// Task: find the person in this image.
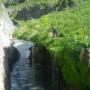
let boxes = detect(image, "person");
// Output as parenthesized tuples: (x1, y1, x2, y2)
(27, 47, 33, 64)
(52, 26, 58, 37)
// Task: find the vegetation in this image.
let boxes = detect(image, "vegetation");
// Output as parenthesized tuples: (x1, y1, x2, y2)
(6, 0, 90, 89)
(4, 0, 76, 16)
(0, 1, 3, 14)
(0, 0, 3, 3)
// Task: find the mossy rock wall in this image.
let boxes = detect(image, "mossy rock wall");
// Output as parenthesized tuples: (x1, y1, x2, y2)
(28, 44, 65, 90)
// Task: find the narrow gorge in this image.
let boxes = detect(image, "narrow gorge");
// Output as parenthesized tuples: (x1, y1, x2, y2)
(0, 4, 65, 90)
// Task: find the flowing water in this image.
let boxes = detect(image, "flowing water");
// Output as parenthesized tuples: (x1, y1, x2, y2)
(11, 40, 53, 90)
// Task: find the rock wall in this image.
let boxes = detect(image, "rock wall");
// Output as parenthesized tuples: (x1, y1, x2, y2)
(28, 44, 65, 90)
(0, 44, 11, 90)
(0, 4, 16, 90)
(15, 4, 54, 20)
(8, 46, 20, 71)
(0, 32, 20, 90)
(3, 47, 11, 90)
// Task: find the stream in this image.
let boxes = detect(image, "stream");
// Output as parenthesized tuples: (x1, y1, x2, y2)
(11, 40, 53, 90)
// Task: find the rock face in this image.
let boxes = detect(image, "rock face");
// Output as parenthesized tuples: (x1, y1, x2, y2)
(15, 4, 54, 20)
(28, 44, 52, 68)
(3, 48, 11, 90)
(8, 46, 20, 71)
(0, 4, 16, 90)
(0, 31, 20, 90)
(0, 32, 11, 90)
(0, 47, 11, 90)
(0, 4, 15, 31)
(28, 44, 65, 90)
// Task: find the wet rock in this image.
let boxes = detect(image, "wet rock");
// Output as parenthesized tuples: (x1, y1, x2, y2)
(8, 46, 20, 72)
(0, 4, 15, 90)
(15, 4, 54, 20)
(3, 47, 11, 90)
(28, 44, 52, 68)
(28, 44, 65, 90)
